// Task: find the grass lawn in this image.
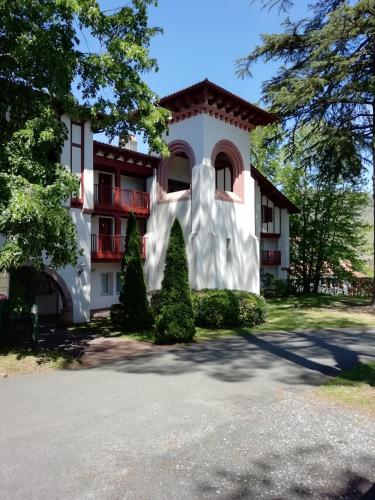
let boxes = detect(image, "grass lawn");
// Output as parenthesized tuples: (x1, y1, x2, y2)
(1, 294, 374, 377)
(0, 347, 78, 377)
(84, 295, 375, 343)
(251, 295, 375, 333)
(317, 362, 375, 414)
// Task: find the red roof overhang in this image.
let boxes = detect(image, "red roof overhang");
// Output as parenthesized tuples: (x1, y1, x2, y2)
(93, 141, 161, 175)
(159, 79, 277, 131)
(251, 165, 299, 214)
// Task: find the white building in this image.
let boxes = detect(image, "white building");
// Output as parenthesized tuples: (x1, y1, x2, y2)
(14, 80, 299, 324)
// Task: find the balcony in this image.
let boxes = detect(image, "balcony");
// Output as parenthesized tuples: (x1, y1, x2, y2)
(91, 234, 146, 262)
(261, 250, 281, 266)
(94, 184, 150, 215)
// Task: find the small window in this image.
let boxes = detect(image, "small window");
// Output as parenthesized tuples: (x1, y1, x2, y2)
(262, 205, 273, 223)
(116, 272, 123, 295)
(100, 273, 113, 296)
(226, 238, 232, 263)
(72, 123, 83, 145)
(215, 153, 233, 192)
(167, 152, 191, 193)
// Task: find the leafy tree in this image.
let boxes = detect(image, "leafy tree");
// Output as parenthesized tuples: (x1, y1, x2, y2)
(119, 212, 153, 331)
(252, 125, 369, 292)
(0, 0, 169, 270)
(155, 218, 195, 343)
(238, 0, 375, 299)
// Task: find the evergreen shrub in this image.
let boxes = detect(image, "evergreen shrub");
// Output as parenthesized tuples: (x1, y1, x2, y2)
(155, 219, 195, 343)
(116, 212, 153, 331)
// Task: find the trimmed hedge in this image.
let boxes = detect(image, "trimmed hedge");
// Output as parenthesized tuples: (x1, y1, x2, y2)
(192, 289, 267, 328)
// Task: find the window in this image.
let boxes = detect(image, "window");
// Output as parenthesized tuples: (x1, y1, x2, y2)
(116, 272, 123, 295)
(261, 205, 273, 223)
(167, 152, 191, 193)
(226, 238, 232, 263)
(100, 273, 113, 296)
(71, 121, 84, 200)
(214, 153, 233, 192)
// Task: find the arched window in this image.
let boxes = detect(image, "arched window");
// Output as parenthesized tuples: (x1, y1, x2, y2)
(214, 152, 233, 192)
(158, 140, 195, 201)
(167, 151, 191, 193)
(211, 140, 244, 201)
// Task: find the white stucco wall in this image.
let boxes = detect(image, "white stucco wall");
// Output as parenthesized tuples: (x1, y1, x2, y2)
(56, 114, 93, 322)
(90, 262, 121, 310)
(146, 114, 260, 294)
(57, 208, 92, 323)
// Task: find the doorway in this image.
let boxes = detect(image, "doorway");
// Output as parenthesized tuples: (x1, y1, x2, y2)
(98, 173, 113, 205)
(99, 217, 113, 252)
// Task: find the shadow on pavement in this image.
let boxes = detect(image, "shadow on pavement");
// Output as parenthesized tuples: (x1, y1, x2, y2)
(88, 329, 375, 387)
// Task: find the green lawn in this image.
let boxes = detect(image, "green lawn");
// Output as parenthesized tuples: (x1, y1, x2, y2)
(85, 295, 375, 342)
(251, 295, 375, 333)
(317, 362, 375, 413)
(2, 295, 374, 377)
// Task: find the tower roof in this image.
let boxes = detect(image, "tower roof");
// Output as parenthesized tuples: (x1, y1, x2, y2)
(159, 79, 277, 131)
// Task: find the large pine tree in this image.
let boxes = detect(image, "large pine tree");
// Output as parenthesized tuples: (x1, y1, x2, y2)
(119, 213, 153, 332)
(238, 0, 375, 300)
(155, 218, 195, 344)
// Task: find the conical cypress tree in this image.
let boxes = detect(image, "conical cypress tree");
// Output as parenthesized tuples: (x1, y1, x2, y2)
(119, 212, 153, 331)
(155, 218, 195, 343)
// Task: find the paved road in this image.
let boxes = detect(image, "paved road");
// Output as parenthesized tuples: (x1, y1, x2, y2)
(1, 329, 375, 499)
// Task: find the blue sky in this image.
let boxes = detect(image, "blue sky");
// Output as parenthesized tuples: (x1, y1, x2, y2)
(143, 0, 309, 103)
(94, 0, 311, 149)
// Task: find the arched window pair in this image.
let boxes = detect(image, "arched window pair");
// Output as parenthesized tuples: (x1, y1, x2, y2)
(161, 140, 243, 199)
(166, 151, 234, 194)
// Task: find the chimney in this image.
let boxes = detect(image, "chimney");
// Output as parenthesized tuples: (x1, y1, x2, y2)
(119, 134, 137, 152)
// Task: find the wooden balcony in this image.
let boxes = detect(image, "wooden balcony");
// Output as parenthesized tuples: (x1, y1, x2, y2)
(94, 184, 150, 215)
(261, 250, 281, 266)
(91, 234, 146, 262)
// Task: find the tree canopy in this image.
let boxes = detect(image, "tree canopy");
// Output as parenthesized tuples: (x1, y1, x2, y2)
(252, 124, 369, 292)
(0, 0, 169, 270)
(239, 0, 375, 298)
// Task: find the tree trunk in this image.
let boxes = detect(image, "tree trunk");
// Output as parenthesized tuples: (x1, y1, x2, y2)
(372, 100, 375, 305)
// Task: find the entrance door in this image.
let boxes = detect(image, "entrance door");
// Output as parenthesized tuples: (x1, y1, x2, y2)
(99, 217, 113, 252)
(98, 173, 112, 205)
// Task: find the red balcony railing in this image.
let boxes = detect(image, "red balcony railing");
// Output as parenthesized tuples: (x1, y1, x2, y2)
(261, 250, 281, 266)
(94, 184, 149, 214)
(91, 234, 125, 255)
(94, 184, 115, 206)
(91, 234, 146, 261)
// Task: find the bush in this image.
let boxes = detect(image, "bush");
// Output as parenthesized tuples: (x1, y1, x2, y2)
(192, 289, 267, 329)
(117, 212, 154, 331)
(110, 304, 123, 325)
(192, 289, 239, 328)
(237, 293, 267, 327)
(261, 272, 290, 297)
(155, 218, 195, 344)
(149, 289, 163, 317)
(155, 302, 195, 343)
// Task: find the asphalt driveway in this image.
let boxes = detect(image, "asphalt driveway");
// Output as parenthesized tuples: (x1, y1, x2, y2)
(0, 328, 375, 499)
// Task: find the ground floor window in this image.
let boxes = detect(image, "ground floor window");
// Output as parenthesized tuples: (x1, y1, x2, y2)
(100, 272, 113, 296)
